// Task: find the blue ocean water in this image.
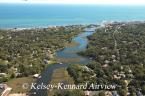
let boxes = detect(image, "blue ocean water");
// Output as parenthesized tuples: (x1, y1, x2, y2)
(0, 4, 145, 28)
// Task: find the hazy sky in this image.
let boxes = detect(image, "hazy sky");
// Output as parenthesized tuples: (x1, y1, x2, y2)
(0, 0, 145, 5)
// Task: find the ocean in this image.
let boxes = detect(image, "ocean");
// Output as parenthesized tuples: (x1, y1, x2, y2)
(0, 4, 145, 28)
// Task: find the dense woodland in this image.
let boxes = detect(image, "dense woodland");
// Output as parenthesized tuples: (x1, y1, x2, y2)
(0, 25, 83, 82)
(67, 22, 145, 96)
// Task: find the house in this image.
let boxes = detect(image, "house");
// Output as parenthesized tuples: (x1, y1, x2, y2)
(124, 80, 130, 86)
(33, 74, 39, 78)
(113, 75, 121, 79)
(82, 66, 93, 72)
(102, 64, 108, 68)
(112, 59, 117, 62)
(112, 55, 116, 59)
(0, 84, 12, 96)
(0, 73, 7, 78)
(8, 93, 27, 96)
(112, 91, 119, 96)
(120, 66, 124, 70)
(128, 69, 132, 73)
(43, 59, 50, 64)
(105, 91, 112, 96)
(0, 73, 7, 77)
(91, 74, 96, 78)
(104, 60, 110, 64)
(119, 72, 126, 78)
(0, 86, 4, 96)
(15, 72, 22, 77)
(101, 47, 108, 50)
(113, 70, 118, 73)
(84, 91, 91, 96)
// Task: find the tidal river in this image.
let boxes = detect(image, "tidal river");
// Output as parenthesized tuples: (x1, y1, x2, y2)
(30, 29, 94, 96)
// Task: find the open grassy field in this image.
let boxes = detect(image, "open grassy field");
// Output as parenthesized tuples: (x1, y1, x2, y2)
(6, 77, 35, 93)
(49, 68, 74, 96)
(51, 68, 74, 84)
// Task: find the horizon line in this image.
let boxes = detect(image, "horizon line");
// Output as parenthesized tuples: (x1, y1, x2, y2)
(1, 2, 145, 6)
(1, 0, 145, 5)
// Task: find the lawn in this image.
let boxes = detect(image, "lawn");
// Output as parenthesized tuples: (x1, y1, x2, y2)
(49, 68, 74, 96)
(6, 77, 35, 93)
(51, 68, 74, 84)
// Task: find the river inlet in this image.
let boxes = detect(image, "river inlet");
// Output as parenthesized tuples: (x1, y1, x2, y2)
(30, 29, 94, 96)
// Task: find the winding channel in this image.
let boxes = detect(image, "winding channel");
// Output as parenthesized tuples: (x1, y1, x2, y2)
(30, 29, 94, 96)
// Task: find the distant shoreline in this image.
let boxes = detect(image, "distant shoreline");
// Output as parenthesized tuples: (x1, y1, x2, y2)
(0, 24, 86, 30)
(0, 20, 145, 30)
